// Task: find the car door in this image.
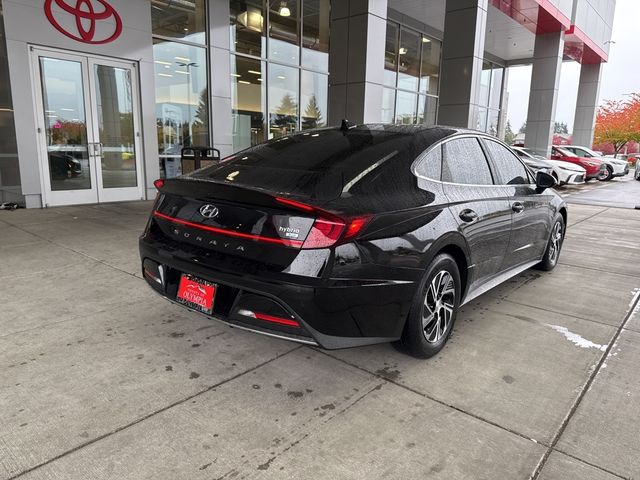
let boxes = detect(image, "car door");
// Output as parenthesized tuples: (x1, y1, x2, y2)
(440, 136, 512, 290)
(482, 139, 553, 268)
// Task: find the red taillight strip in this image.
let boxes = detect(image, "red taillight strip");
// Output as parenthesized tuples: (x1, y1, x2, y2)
(153, 211, 304, 248)
(254, 312, 300, 327)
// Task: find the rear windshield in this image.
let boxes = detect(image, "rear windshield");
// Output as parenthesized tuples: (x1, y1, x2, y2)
(190, 125, 455, 202)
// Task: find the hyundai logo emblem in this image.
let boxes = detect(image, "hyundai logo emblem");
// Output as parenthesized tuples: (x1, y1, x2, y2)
(199, 204, 219, 219)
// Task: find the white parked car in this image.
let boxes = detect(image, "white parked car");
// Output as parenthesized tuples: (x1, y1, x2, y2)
(635, 159, 640, 181)
(564, 145, 629, 181)
(512, 147, 586, 185)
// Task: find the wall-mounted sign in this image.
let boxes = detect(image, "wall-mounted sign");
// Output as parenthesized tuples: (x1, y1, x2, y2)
(44, 0, 122, 45)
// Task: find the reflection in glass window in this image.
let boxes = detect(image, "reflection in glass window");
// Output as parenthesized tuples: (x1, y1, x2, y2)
(153, 40, 209, 178)
(442, 138, 493, 185)
(230, 0, 265, 57)
(477, 106, 488, 132)
(268, 63, 299, 139)
(151, 0, 206, 44)
(0, 0, 21, 204)
(382, 88, 396, 124)
(487, 109, 500, 137)
(384, 22, 398, 87)
(231, 56, 266, 150)
(490, 67, 503, 111)
(383, 21, 441, 125)
(395, 91, 417, 125)
(479, 61, 491, 108)
(398, 28, 421, 91)
(302, 0, 330, 71)
(417, 95, 437, 125)
(419, 36, 440, 95)
(484, 139, 528, 185)
(301, 70, 327, 129)
(269, 0, 300, 65)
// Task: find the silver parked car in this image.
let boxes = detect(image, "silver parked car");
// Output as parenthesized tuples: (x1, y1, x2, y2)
(564, 145, 629, 181)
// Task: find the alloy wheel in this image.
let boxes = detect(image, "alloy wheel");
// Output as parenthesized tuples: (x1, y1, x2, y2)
(422, 270, 456, 343)
(548, 221, 563, 265)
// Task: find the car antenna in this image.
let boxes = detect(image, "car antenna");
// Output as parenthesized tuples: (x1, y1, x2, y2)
(340, 119, 357, 132)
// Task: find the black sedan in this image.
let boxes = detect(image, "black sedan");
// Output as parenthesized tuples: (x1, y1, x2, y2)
(140, 124, 566, 358)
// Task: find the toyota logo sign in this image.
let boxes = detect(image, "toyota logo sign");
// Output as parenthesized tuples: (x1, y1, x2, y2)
(44, 0, 123, 45)
(199, 204, 220, 219)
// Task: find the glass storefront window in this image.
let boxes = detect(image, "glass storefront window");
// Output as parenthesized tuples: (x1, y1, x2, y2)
(230, 0, 266, 58)
(0, 0, 22, 204)
(417, 95, 437, 125)
(419, 36, 440, 95)
(477, 107, 488, 132)
(397, 28, 421, 91)
(382, 88, 396, 124)
(395, 91, 417, 125)
(301, 70, 327, 129)
(479, 61, 491, 108)
(302, 0, 330, 71)
(268, 0, 300, 65)
(153, 40, 209, 178)
(151, 0, 206, 44)
(268, 63, 299, 139)
(384, 22, 398, 87)
(490, 67, 503, 111)
(231, 56, 266, 150)
(384, 21, 441, 125)
(487, 109, 500, 137)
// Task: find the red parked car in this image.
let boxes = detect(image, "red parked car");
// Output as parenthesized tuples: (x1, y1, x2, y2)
(550, 146, 606, 181)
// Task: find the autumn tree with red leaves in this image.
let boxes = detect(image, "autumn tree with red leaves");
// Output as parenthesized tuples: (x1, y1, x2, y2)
(594, 93, 640, 157)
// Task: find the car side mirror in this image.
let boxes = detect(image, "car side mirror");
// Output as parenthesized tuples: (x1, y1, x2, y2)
(536, 171, 556, 192)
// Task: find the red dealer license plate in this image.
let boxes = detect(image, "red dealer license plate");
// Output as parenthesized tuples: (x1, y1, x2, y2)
(176, 274, 216, 314)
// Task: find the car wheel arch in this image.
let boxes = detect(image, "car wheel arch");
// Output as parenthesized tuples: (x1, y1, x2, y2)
(422, 233, 471, 300)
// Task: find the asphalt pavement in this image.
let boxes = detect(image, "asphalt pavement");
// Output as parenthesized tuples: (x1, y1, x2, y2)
(559, 173, 640, 209)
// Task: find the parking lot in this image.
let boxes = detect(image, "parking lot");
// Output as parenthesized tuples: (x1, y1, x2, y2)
(1, 177, 640, 479)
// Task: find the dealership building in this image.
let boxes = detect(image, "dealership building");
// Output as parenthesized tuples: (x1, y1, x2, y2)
(0, 0, 615, 208)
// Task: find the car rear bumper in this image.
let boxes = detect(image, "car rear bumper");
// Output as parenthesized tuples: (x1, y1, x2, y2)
(139, 238, 416, 349)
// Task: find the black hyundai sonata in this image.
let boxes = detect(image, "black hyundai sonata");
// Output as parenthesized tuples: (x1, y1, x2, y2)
(140, 124, 566, 358)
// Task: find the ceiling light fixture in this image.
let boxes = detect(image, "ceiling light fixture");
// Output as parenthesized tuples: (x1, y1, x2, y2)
(279, 1, 291, 17)
(399, 47, 408, 55)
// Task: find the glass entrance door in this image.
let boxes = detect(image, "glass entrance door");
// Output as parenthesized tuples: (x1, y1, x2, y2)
(33, 49, 144, 206)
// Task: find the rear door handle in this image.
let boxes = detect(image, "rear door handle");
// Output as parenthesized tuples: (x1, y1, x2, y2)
(512, 202, 525, 213)
(459, 209, 478, 222)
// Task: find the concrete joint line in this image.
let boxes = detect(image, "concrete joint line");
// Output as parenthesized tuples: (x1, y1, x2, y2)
(529, 290, 640, 480)
(315, 349, 549, 448)
(6, 345, 304, 480)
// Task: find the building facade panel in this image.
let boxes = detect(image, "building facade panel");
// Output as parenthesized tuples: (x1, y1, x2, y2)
(0, 0, 617, 208)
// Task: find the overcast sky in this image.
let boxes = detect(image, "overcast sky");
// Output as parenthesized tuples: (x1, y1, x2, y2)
(505, 0, 639, 133)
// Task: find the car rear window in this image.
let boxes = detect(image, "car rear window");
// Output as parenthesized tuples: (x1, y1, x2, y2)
(190, 125, 456, 202)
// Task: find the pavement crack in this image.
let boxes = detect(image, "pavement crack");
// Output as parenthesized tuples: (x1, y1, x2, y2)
(529, 286, 640, 479)
(315, 349, 548, 448)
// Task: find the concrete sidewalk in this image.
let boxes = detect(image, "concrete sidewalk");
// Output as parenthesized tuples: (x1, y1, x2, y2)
(1, 201, 639, 479)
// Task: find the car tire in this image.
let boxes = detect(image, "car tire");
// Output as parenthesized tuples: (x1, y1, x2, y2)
(599, 166, 613, 181)
(536, 215, 565, 271)
(398, 253, 461, 359)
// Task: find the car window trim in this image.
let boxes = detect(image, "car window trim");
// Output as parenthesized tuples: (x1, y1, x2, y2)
(412, 133, 530, 188)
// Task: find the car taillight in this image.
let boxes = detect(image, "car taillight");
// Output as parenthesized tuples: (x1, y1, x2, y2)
(153, 179, 165, 190)
(275, 197, 372, 249)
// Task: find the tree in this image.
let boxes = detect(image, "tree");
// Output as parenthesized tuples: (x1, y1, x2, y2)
(302, 94, 324, 129)
(504, 120, 516, 145)
(271, 93, 298, 135)
(553, 121, 569, 134)
(518, 121, 527, 133)
(594, 94, 640, 157)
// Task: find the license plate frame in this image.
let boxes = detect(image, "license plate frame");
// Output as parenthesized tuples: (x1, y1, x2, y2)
(176, 274, 216, 315)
